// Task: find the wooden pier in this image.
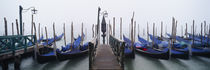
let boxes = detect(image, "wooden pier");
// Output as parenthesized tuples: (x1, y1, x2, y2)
(91, 44, 123, 70)
(89, 35, 125, 70)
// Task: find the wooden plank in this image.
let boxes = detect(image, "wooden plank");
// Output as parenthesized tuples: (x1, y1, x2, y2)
(91, 44, 123, 70)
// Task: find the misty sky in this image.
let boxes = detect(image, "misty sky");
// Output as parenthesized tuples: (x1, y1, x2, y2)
(0, 0, 210, 41)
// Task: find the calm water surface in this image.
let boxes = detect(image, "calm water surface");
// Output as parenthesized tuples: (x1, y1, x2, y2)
(1, 52, 210, 70)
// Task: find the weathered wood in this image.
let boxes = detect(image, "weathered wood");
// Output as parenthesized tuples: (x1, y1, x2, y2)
(107, 24, 109, 44)
(38, 23, 40, 40)
(92, 24, 94, 37)
(45, 27, 49, 47)
(181, 25, 183, 37)
(12, 23, 14, 35)
(81, 23, 84, 46)
(120, 17, 122, 40)
(31, 15, 34, 35)
(192, 20, 195, 47)
(4, 17, 8, 36)
(16, 19, 19, 35)
(204, 21, 206, 36)
(185, 23, 188, 38)
(134, 21, 136, 42)
(138, 24, 140, 36)
(161, 21, 163, 38)
(147, 22, 149, 41)
(63, 23, 66, 46)
(109, 20, 112, 35)
(91, 45, 123, 70)
(152, 23, 155, 47)
(71, 22, 74, 50)
(23, 22, 24, 35)
(201, 23, 203, 46)
(53, 23, 57, 57)
(113, 17, 115, 36)
(33, 22, 39, 59)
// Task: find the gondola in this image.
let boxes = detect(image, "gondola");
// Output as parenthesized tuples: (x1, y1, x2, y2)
(28, 36, 44, 46)
(37, 46, 56, 64)
(42, 34, 64, 42)
(123, 35, 135, 58)
(36, 33, 64, 63)
(42, 33, 64, 46)
(150, 34, 189, 59)
(136, 35, 169, 60)
(56, 35, 89, 61)
(169, 34, 210, 57)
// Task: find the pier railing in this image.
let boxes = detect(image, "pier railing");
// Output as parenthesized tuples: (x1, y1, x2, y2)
(0, 35, 36, 55)
(109, 35, 125, 68)
(88, 37, 98, 69)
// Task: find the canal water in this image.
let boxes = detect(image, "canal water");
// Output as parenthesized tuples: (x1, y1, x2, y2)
(1, 53, 210, 70)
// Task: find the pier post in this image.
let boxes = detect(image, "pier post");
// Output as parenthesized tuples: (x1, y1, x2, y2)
(113, 17, 115, 36)
(71, 22, 74, 50)
(4, 17, 8, 36)
(63, 23, 66, 46)
(12, 23, 14, 35)
(161, 21, 163, 38)
(201, 23, 203, 47)
(92, 24, 94, 37)
(185, 23, 187, 38)
(1, 60, 8, 70)
(19, 6, 23, 35)
(131, 12, 135, 58)
(152, 23, 155, 48)
(31, 15, 34, 35)
(120, 17, 122, 40)
(192, 20, 195, 47)
(14, 55, 21, 70)
(134, 21, 136, 42)
(147, 22, 149, 42)
(23, 23, 24, 35)
(81, 23, 84, 46)
(34, 22, 39, 54)
(38, 23, 40, 40)
(138, 24, 139, 36)
(16, 19, 19, 35)
(53, 23, 57, 58)
(45, 27, 49, 47)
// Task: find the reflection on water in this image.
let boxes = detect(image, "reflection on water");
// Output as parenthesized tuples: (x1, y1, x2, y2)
(0, 55, 88, 70)
(124, 54, 210, 70)
(1, 53, 210, 70)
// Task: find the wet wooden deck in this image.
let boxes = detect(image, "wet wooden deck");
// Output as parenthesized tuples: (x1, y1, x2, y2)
(91, 44, 123, 70)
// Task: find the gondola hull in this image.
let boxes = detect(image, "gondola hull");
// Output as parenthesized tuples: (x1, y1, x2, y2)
(56, 49, 89, 61)
(171, 49, 189, 59)
(36, 47, 57, 64)
(135, 48, 169, 60)
(37, 54, 56, 64)
(192, 48, 210, 57)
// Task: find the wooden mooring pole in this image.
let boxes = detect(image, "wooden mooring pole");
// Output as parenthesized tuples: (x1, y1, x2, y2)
(12, 23, 14, 35)
(201, 23, 203, 47)
(53, 23, 57, 57)
(71, 22, 74, 50)
(23, 22, 25, 35)
(16, 19, 19, 35)
(63, 23, 66, 46)
(161, 21, 163, 38)
(120, 17, 122, 40)
(147, 22, 149, 42)
(113, 17, 115, 36)
(4, 17, 8, 36)
(38, 23, 40, 40)
(45, 27, 49, 47)
(92, 24, 94, 37)
(33, 22, 39, 54)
